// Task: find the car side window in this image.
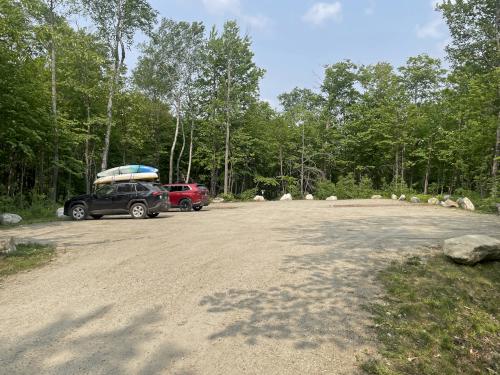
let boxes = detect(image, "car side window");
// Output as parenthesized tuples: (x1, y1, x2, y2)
(136, 184, 148, 192)
(95, 185, 115, 198)
(182, 186, 190, 191)
(116, 184, 133, 193)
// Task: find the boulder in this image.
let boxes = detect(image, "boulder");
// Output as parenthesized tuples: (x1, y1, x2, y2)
(443, 194, 451, 201)
(253, 195, 265, 202)
(443, 199, 459, 208)
(56, 207, 66, 218)
(212, 197, 224, 203)
(0, 213, 22, 225)
(371, 195, 382, 199)
(0, 237, 16, 255)
(391, 194, 398, 200)
(326, 196, 338, 201)
(280, 193, 292, 201)
(457, 197, 475, 211)
(305, 194, 314, 200)
(399, 194, 406, 201)
(444, 235, 500, 265)
(428, 197, 439, 205)
(410, 197, 420, 203)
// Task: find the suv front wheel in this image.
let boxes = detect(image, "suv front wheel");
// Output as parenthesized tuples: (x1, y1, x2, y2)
(71, 204, 87, 221)
(130, 203, 147, 219)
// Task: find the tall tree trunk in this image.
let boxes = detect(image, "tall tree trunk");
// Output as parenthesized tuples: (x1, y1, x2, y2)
(223, 63, 232, 194)
(186, 119, 195, 183)
(169, 98, 181, 183)
(423, 140, 433, 195)
(101, 9, 123, 172)
(49, 0, 58, 202)
(84, 102, 91, 194)
(300, 122, 305, 196)
(176, 116, 186, 182)
(492, 0, 500, 197)
(279, 146, 284, 194)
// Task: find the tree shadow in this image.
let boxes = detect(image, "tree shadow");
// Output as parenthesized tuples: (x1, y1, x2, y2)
(199, 214, 500, 351)
(0, 305, 189, 374)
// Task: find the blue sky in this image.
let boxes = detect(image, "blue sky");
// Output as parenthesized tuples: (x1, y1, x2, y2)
(127, 0, 450, 107)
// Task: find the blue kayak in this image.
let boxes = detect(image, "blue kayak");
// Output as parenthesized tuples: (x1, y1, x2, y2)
(97, 165, 158, 178)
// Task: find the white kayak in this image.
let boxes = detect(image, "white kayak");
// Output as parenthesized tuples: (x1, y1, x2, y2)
(94, 172, 159, 185)
(97, 165, 158, 178)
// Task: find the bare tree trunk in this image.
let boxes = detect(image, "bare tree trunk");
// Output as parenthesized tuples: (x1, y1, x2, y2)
(84, 102, 91, 194)
(423, 141, 433, 195)
(394, 148, 399, 188)
(300, 122, 305, 196)
(279, 147, 284, 194)
(49, 0, 58, 201)
(186, 119, 195, 183)
(101, 5, 123, 172)
(223, 63, 232, 195)
(169, 98, 181, 183)
(492, 1, 500, 197)
(176, 116, 186, 182)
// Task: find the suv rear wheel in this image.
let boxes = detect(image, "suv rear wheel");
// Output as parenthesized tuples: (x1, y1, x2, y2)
(130, 203, 147, 219)
(179, 199, 192, 212)
(71, 204, 87, 221)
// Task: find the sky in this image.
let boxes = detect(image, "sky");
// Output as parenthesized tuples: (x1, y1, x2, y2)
(125, 0, 450, 108)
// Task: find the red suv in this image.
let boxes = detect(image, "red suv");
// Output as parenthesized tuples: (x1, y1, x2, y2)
(163, 183, 209, 211)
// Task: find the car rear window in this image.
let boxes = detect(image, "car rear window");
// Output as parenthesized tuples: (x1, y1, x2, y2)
(117, 183, 134, 193)
(135, 183, 149, 192)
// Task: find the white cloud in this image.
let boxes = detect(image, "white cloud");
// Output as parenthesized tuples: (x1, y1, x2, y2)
(416, 18, 444, 39)
(201, 0, 240, 14)
(200, 0, 270, 31)
(303, 2, 342, 26)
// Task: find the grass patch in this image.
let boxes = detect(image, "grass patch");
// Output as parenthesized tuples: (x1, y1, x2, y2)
(363, 255, 500, 375)
(0, 243, 55, 278)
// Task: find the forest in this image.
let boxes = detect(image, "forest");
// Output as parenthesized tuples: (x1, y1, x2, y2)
(1, 0, 499, 215)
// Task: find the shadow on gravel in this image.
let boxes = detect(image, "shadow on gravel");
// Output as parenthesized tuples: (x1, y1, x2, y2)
(199, 214, 500, 350)
(0, 305, 188, 375)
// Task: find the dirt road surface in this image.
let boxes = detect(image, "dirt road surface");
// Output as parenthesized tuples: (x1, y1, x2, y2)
(1, 200, 499, 374)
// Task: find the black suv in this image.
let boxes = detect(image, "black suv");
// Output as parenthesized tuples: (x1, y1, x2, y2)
(64, 182, 169, 220)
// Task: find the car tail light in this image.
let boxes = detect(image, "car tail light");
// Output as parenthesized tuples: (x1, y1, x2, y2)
(152, 191, 163, 197)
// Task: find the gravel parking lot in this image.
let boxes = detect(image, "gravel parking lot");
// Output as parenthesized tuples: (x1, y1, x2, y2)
(1, 200, 499, 374)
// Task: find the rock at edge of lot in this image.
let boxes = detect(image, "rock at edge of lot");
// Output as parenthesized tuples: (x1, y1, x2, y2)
(305, 194, 314, 200)
(280, 193, 292, 201)
(428, 197, 439, 205)
(399, 194, 406, 201)
(56, 207, 66, 218)
(326, 196, 338, 201)
(391, 194, 398, 200)
(0, 237, 17, 254)
(253, 195, 265, 202)
(371, 195, 382, 199)
(444, 235, 500, 265)
(411, 197, 420, 203)
(443, 199, 459, 208)
(0, 213, 22, 225)
(212, 197, 224, 203)
(457, 197, 475, 211)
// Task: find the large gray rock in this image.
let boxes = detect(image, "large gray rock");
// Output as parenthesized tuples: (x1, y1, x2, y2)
(0, 213, 22, 225)
(0, 237, 16, 254)
(280, 193, 292, 201)
(444, 235, 500, 265)
(371, 195, 382, 199)
(443, 199, 459, 208)
(457, 197, 475, 211)
(443, 194, 451, 201)
(305, 194, 314, 200)
(410, 196, 420, 203)
(428, 197, 439, 205)
(391, 194, 398, 200)
(326, 196, 338, 201)
(399, 194, 406, 201)
(253, 195, 265, 202)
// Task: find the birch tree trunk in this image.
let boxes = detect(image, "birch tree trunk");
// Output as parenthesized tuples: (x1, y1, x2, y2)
(169, 98, 181, 183)
(185, 119, 195, 183)
(176, 116, 186, 182)
(223, 62, 232, 194)
(85, 102, 91, 194)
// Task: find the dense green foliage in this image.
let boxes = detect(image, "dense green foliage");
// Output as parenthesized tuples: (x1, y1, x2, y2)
(363, 255, 500, 375)
(0, 0, 498, 207)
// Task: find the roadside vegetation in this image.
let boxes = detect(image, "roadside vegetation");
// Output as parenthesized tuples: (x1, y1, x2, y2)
(0, 243, 56, 278)
(363, 255, 500, 375)
(0, 194, 60, 226)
